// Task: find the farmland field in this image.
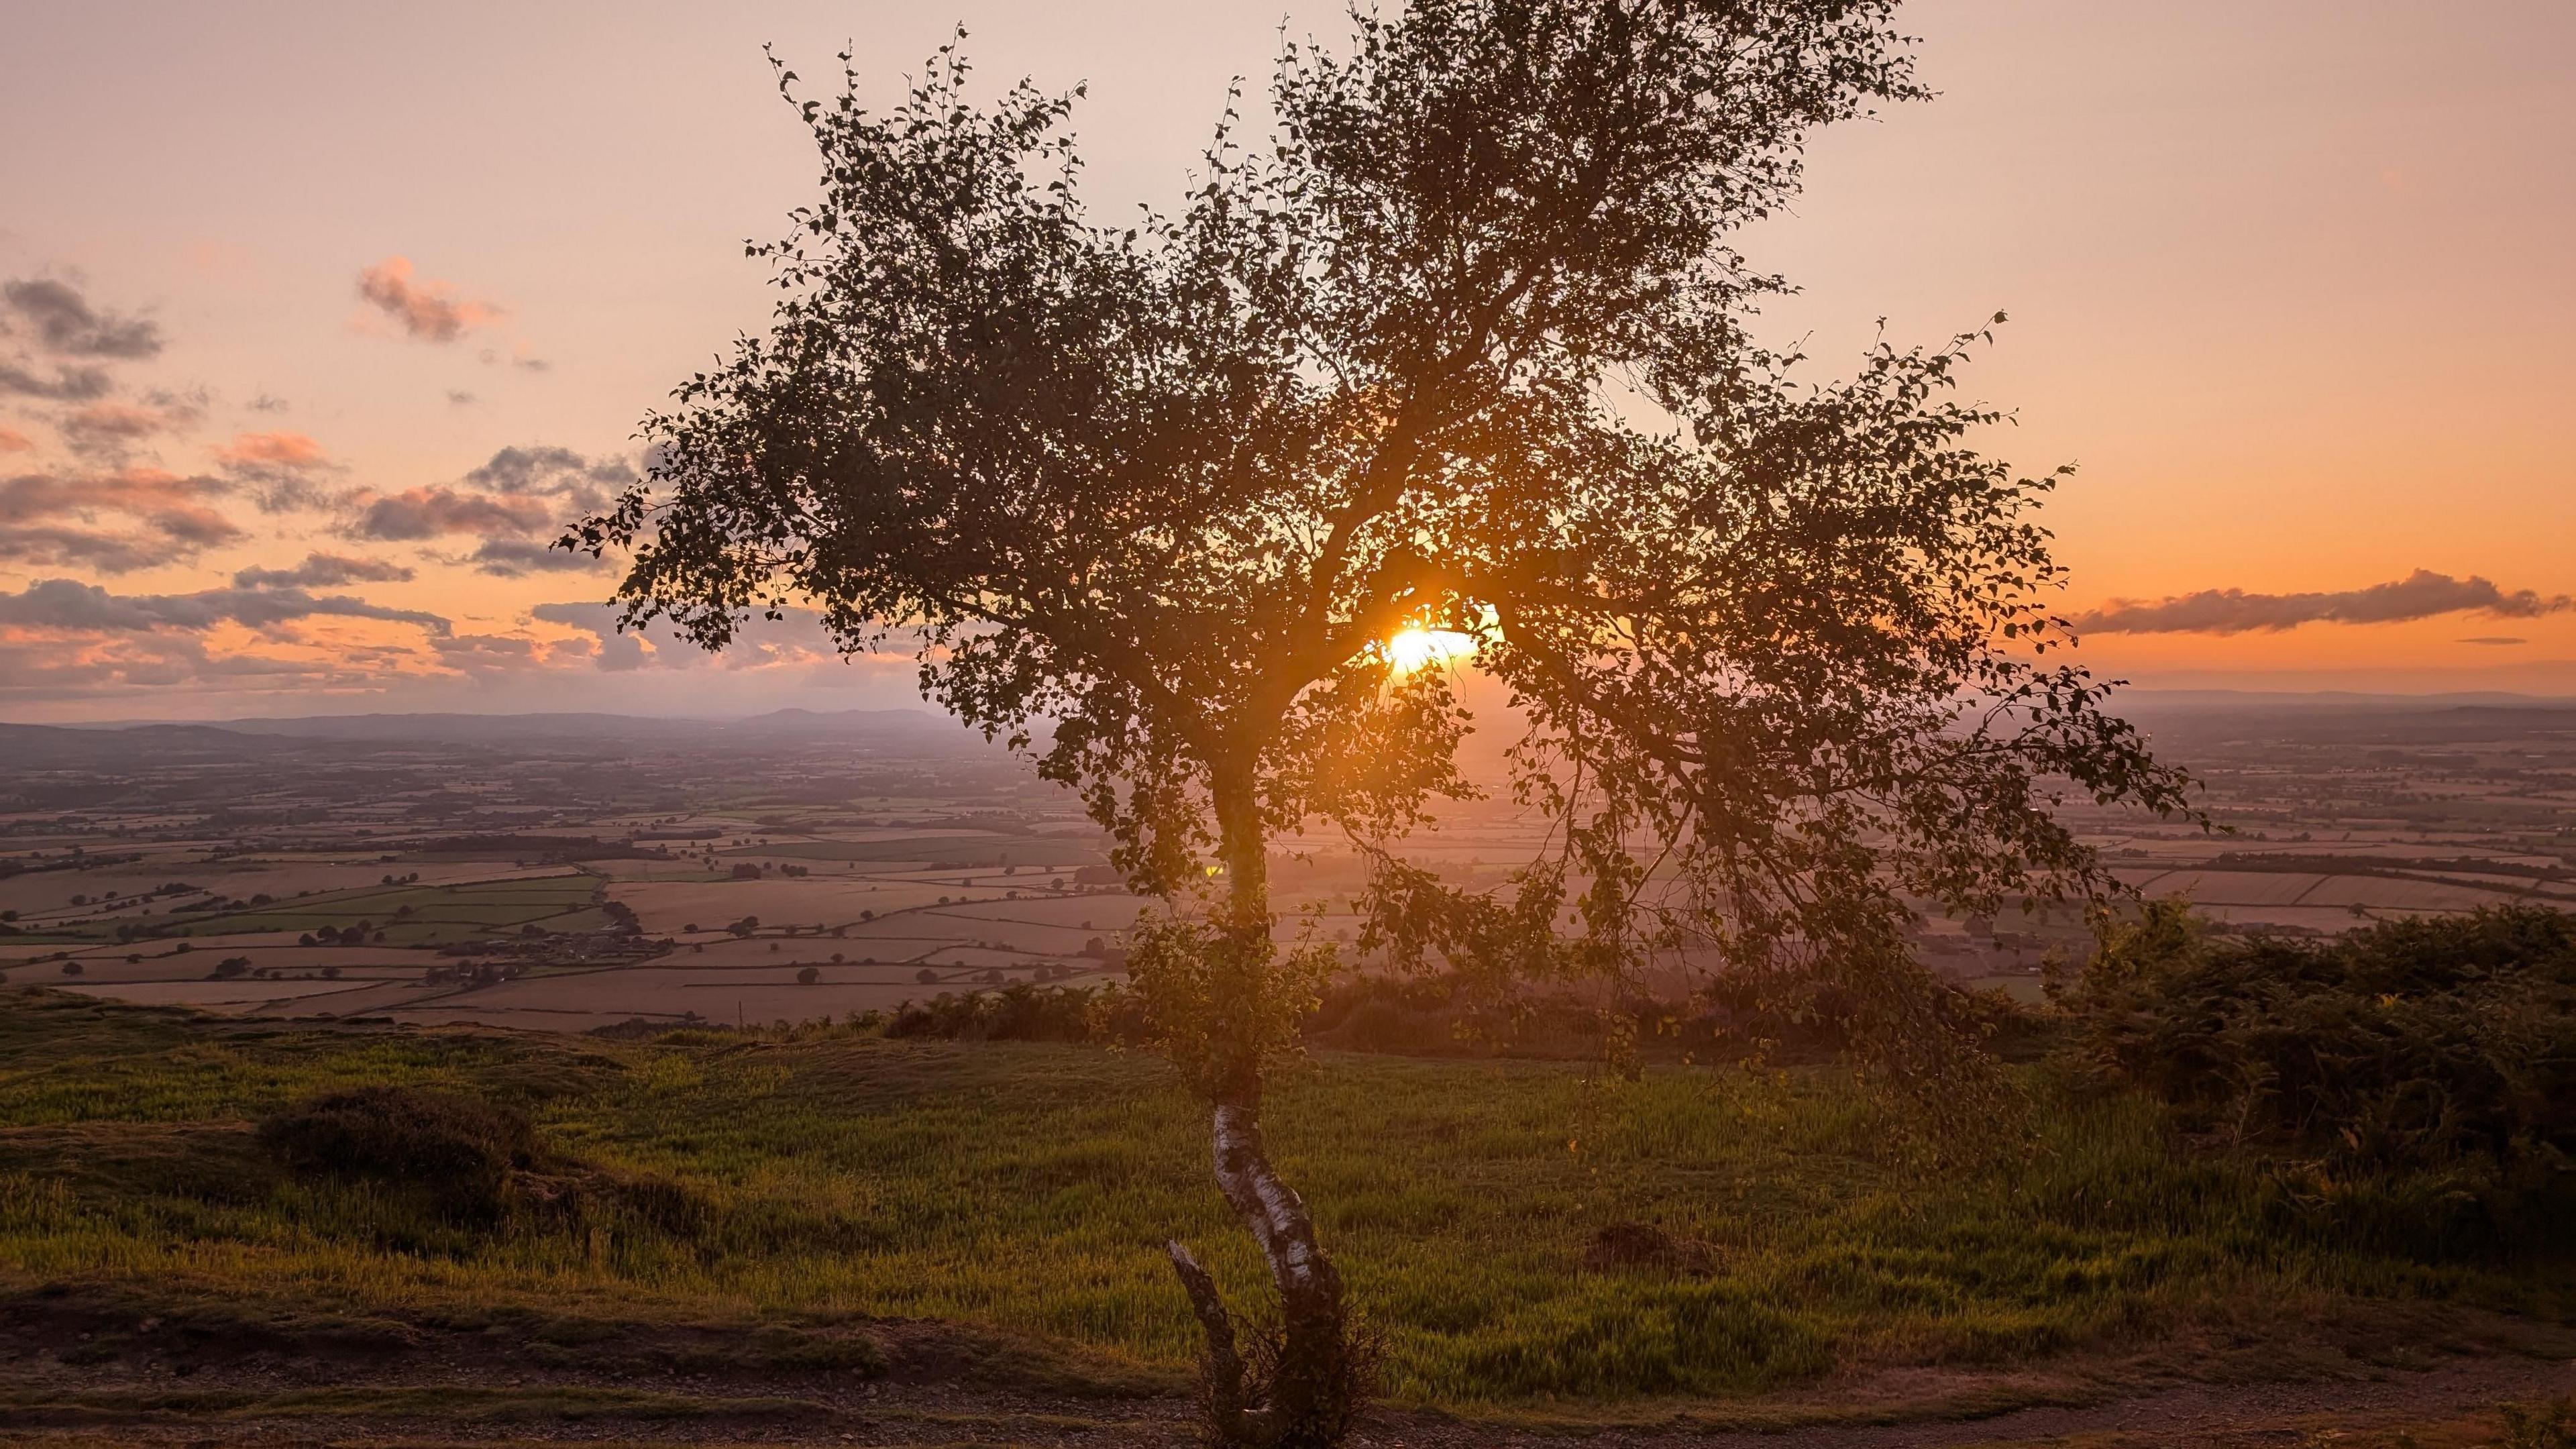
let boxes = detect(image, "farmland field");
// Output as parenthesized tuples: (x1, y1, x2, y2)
(604, 877, 1023, 934)
(9, 700, 2576, 1032)
(6, 704, 2576, 1442)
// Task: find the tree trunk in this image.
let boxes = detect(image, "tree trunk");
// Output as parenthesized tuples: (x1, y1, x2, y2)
(1167, 768, 1354, 1448)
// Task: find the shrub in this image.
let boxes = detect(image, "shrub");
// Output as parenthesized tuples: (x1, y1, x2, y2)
(885, 983, 1134, 1044)
(256, 1085, 537, 1220)
(2058, 902, 2576, 1254)
(1582, 1221, 1714, 1276)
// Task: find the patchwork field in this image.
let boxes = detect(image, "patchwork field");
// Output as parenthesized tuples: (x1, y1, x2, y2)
(6, 697, 2575, 1062)
(605, 877, 1025, 934)
(3, 705, 2575, 1442)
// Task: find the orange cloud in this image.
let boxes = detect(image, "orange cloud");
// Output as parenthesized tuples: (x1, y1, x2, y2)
(0, 465, 226, 523)
(211, 428, 345, 512)
(0, 466, 244, 571)
(355, 256, 499, 342)
(213, 430, 330, 470)
(0, 425, 29, 453)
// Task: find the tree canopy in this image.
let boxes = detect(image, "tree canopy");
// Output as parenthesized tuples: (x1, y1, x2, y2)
(571, 3, 2193, 1442)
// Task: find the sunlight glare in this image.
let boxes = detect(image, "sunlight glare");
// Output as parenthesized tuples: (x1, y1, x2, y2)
(1387, 627, 1474, 672)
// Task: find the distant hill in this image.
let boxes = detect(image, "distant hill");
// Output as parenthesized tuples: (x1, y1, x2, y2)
(0, 720, 309, 769)
(2123, 688, 2576, 710)
(1, 708, 1012, 770)
(199, 708, 962, 743)
(2117, 692, 2576, 747)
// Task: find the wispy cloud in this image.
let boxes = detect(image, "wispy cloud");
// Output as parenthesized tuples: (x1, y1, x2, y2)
(0, 360, 112, 401)
(0, 578, 455, 702)
(1, 277, 164, 360)
(531, 600, 847, 674)
(212, 429, 345, 511)
(232, 552, 416, 590)
(0, 466, 230, 525)
(213, 431, 329, 472)
(0, 527, 178, 575)
(0, 577, 448, 635)
(0, 466, 244, 572)
(355, 256, 500, 343)
(0, 632, 360, 700)
(2074, 570, 2573, 636)
(0, 276, 158, 405)
(464, 444, 631, 508)
(58, 396, 202, 460)
(337, 445, 627, 543)
(350, 485, 553, 540)
(462, 538, 606, 577)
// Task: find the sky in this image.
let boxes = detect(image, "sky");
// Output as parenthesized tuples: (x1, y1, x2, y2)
(2, 0, 2571, 722)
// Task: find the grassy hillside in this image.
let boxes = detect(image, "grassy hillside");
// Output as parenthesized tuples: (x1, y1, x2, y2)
(0, 987, 2567, 1411)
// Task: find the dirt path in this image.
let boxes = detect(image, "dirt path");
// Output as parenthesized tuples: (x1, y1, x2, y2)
(1381, 1351, 2576, 1448)
(4, 1289, 2570, 1448)
(6, 1355, 2570, 1448)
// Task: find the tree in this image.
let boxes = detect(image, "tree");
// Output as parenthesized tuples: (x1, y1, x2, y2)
(572, 4, 2190, 1442)
(798, 965, 822, 984)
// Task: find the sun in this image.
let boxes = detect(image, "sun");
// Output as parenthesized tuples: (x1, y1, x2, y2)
(1386, 627, 1474, 673)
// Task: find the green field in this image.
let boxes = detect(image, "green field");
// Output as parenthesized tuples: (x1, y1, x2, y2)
(3, 987, 2565, 1414)
(132, 874, 606, 948)
(720, 839, 1106, 867)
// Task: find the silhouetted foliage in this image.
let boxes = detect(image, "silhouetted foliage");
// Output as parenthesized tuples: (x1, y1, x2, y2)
(883, 983, 1138, 1044)
(572, 3, 2192, 1440)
